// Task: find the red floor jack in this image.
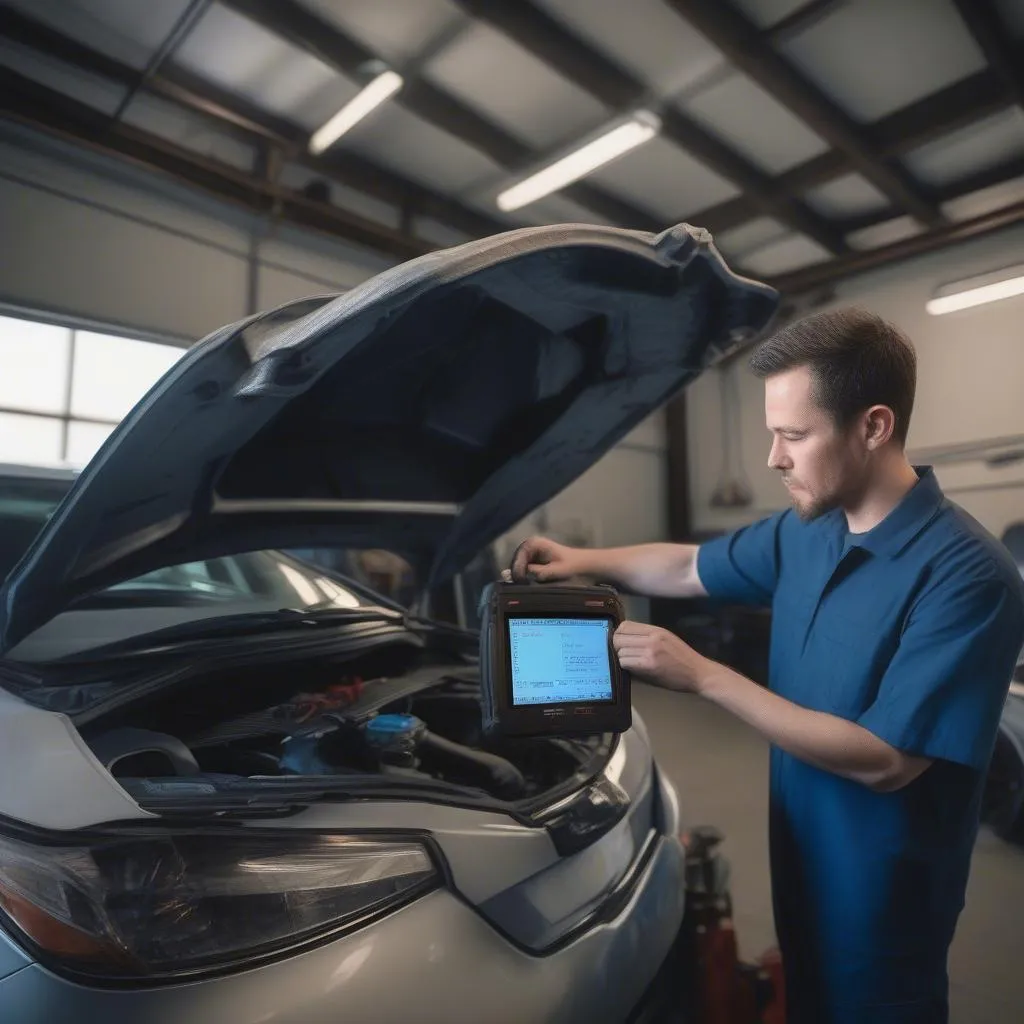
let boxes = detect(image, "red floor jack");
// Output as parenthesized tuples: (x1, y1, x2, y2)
(680, 827, 786, 1024)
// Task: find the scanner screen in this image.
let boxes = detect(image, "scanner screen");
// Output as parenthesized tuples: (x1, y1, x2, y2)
(508, 617, 614, 706)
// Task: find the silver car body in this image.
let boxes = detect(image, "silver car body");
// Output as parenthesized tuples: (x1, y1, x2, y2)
(0, 682, 683, 1024)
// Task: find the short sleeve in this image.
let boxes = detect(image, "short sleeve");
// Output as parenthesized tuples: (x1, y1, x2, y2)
(696, 511, 789, 607)
(858, 578, 1024, 770)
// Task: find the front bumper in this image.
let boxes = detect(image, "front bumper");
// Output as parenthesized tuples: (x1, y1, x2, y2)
(626, 923, 695, 1024)
(0, 715, 686, 1023)
(0, 830, 685, 1024)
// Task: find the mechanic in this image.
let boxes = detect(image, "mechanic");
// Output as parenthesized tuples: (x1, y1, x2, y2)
(510, 308, 1024, 1024)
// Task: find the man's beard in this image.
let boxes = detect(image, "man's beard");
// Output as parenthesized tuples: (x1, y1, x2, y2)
(785, 479, 841, 522)
(792, 494, 839, 522)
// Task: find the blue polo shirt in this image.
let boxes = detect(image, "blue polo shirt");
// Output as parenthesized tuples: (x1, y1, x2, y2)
(697, 467, 1024, 1024)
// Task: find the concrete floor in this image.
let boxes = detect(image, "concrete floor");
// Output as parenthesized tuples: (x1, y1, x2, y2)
(633, 682, 1024, 1023)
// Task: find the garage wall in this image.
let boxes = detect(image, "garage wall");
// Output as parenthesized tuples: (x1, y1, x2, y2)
(0, 126, 389, 343)
(687, 223, 1024, 540)
(495, 411, 669, 561)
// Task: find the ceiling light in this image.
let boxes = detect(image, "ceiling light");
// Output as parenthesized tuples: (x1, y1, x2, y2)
(926, 264, 1024, 315)
(309, 70, 404, 155)
(496, 111, 661, 213)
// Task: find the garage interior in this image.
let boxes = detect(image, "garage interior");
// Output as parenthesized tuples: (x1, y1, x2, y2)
(2, 0, 1024, 1021)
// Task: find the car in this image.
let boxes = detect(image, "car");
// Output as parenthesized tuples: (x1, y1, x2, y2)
(982, 678, 1024, 840)
(0, 223, 778, 1023)
(980, 523, 1024, 840)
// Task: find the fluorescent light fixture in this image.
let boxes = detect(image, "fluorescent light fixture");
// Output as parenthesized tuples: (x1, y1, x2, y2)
(926, 263, 1024, 315)
(496, 111, 661, 213)
(309, 70, 404, 155)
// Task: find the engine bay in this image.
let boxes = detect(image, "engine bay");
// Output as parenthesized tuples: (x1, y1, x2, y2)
(81, 649, 608, 803)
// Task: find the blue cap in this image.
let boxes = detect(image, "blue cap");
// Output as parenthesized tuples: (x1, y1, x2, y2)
(365, 715, 425, 751)
(365, 714, 425, 758)
(367, 714, 421, 735)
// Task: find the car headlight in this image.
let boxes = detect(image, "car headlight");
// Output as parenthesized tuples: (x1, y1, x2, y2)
(0, 826, 438, 980)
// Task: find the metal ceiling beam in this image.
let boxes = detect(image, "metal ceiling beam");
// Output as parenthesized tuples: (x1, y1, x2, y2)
(452, 0, 848, 254)
(838, 154, 1024, 236)
(453, 0, 643, 110)
(686, 69, 1010, 236)
(762, 0, 847, 44)
(932, 155, 1024, 208)
(951, 0, 1024, 110)
(868, 71, 1009, 157)
(221, 0, 663, 230)
(111, 0, 212, 122)
(767, 196, 1024, 295)
(0, 68, 429, 263)
(0, 7, 506, 242)
(0, 6, 295, 143)
(663, 0, 944, 226)
(780, 71, 1009, 194)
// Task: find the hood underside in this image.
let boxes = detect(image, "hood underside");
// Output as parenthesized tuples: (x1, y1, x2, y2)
(0, 223, 778, 654)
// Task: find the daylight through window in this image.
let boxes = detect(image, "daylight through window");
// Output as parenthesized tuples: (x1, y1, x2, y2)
(0, 314, 184, 470)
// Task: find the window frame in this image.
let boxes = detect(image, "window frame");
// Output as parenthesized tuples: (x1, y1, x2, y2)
(0, 306, 187, 468)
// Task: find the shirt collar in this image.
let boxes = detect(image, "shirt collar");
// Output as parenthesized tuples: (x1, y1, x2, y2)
(842, 466, 945, 559)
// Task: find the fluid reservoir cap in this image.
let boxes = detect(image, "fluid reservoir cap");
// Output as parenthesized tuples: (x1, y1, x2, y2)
(365, 714, 426, 752)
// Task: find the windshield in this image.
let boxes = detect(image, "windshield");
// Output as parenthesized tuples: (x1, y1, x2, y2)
(0, 472, 492, 662)
(0, 475, 368, 608)
(0, 474, 383, 661)
(0, 475, 73, 582)
(290, 545, 499, 630)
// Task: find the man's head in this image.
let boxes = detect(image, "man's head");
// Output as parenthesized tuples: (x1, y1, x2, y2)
(749, 308, 917, 521)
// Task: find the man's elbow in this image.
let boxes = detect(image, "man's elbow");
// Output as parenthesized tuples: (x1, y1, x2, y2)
(859, 754, 933, 793)
(864, 769, 906, 794)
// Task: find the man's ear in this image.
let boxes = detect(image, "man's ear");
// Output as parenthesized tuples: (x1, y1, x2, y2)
(863, 405, 896, 449)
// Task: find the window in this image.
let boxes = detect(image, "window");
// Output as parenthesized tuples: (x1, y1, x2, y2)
(0, 412, 65, 466)
(71, 331, 183, 421)
(0, 318, 71, 415)
(0, 314, 185, 470)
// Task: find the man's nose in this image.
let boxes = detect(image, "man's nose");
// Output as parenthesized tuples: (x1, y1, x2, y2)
(768, 438, 788, 470)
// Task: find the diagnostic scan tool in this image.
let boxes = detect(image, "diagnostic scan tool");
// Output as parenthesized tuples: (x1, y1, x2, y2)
(479, 582, 632, 738)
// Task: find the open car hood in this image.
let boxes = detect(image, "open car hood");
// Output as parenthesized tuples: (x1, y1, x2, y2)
(0, 223, 777, 654)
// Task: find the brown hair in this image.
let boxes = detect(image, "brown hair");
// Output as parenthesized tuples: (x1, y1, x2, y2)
(749, 307, 917, 445)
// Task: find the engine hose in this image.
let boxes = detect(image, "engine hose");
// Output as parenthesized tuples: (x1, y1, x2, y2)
(419, 730, 526, 799)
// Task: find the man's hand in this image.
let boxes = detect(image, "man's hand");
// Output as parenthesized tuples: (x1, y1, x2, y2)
(509, 536, 590, 583)
(613, 621, 710, 693)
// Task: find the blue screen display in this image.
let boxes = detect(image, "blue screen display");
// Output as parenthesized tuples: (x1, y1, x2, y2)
(507, 617, 614, 706)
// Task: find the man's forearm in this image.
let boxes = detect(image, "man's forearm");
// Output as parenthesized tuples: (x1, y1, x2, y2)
(577, 543, 703, 598)
(693, 661, 930, 792)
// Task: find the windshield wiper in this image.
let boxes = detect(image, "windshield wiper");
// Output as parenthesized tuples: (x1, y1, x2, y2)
(70, 587, 239, 610)
(402, 613, 477, 639)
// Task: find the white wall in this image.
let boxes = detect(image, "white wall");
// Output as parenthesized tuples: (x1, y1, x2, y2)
(495, 411, 669, 560)
(688, 223, 1024, 539)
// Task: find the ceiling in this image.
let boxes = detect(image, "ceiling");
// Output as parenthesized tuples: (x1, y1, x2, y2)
(2, 0, 1024, 294)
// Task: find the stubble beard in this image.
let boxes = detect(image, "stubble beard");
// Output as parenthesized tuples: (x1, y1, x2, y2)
(784, 478, 841, 522)
(792, 493, 839, 522)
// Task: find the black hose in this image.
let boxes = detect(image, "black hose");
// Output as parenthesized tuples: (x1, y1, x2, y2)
(419, 730, 526, 799)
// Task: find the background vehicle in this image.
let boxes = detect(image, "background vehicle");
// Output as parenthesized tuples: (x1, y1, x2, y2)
(979, 523, 1024, 840)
